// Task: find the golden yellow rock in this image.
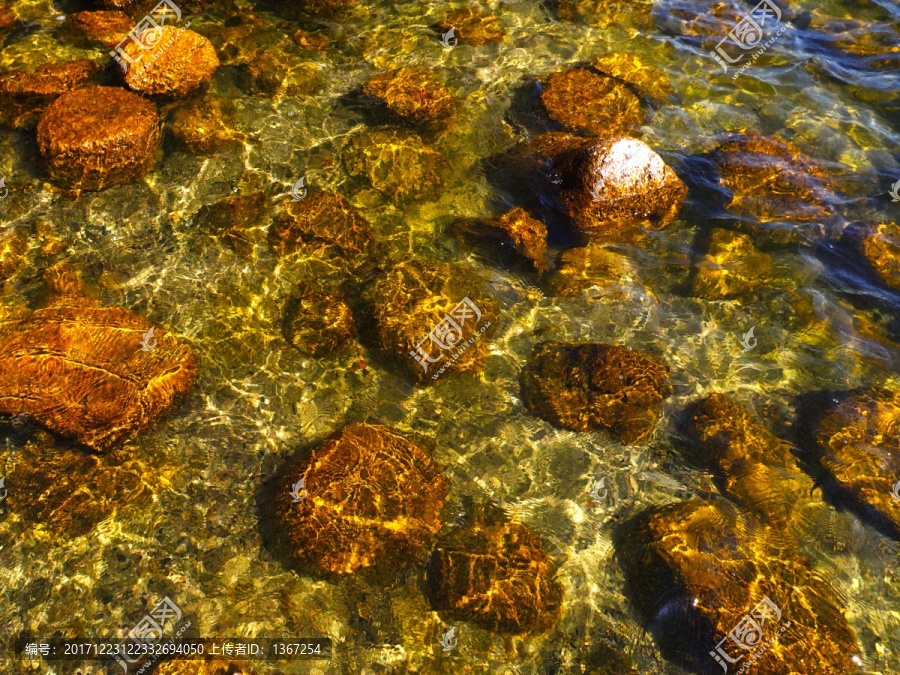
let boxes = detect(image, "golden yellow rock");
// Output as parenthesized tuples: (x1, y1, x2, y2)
(153, 657, 246, 675)
(557, 0, 653, 29)
(282, 283, 355, 356)
(123, 26, 219, 98)
(546, 244, 633, 296)
(542, 68, 643, 136)
(0, 228, 28, 281)
(859, 222, 900, 291)
(436, 7, 506, 45)
(362, 67, 455, 125)
(170, 93, 239, 154)
(63, 10, 132, 47)
(691, 229, 774, 300)
(591, 52, 673, 100)
(195, 192, 267, 256)
(0, 0, 16, 37)
(36, 86, 161, 190)
(453, 207, 548, 275)
(0, 59, 98, 128)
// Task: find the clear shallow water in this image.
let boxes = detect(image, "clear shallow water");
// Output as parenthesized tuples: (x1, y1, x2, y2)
(1, 0, 900, 672)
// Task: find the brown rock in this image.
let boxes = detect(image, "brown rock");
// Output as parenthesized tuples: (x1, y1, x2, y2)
(0, 266, 199, 452)
(616, 499, 861, 674)
(364, 259, 497, 384)
(170, 93, 239, 154)
(541, 68, 643, 137)
(268, 190, 376, 274)
(427, 519, 562, 633)
(123, 26, 219, 98)
(436, 7, 506, 45)
(590, 52, 673, 101)
(546, 244, 633, 296)
(362, 67, 455, 125)
(0, 1, 17, 36)
(690, 229, 774, 300)
(452, 208, 548, 274)
(62, 11, 132, 47)
(342, 129, 447, 203)
(36, 86, 161, 191)
(0, 228, 28, 281)
(292, 29, 330, 51)
(266, 424, 447, 575)
(556, 135, 687, 240)
(282, 283, 355, 355)
(859, 221, 900, 291)
(520, 341, 671, 444)
(195, 192, 267, 256)
(0, 60, 98, 128)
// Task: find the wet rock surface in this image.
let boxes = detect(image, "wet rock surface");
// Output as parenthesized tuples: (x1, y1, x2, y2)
(590, 52, 673, 101)
(541, 68, 643, 136)
(268, 190, 377, 274)
(123, 26, 220, 98)
(616, 498, 860, 675)
(452, 207, 549, 274)
(154, 657, 246, 675)
(342, 129, 447, 203)
(546, 244, 633, 296)
(797, 387, 900, 539)
(858, 221, 900, 292)
(0, 228, 28, 281)
(62, 10, 132, 47)
(689, 229, 774, 300)
(426, 518, 563, 633)
(244, 49, 324, 97)
(0, 267, 199, 452)
(363, 259, 497, 384)
(557, 0, 653, 29)
(36, 85, 161, 190)
(0, 59, 98, 128)
(195, 191, 267, 256)
(0, 0, 16, 36)
(520, 341, 672, 444)
(436, 7, 506, 45)
(292, 29, 330, 51)
(265, 424, 447, 576)
(282, 283, 355, 356)
(362, 67, 455, 125)
(170, 93, 239, 154)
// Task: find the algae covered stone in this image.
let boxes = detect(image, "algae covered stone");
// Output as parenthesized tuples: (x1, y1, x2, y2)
(36, 86, 161, 190)
(282, 283, 355, 356)
(362, 67, 455, 125)
(541, 68, 643, 136)
(520, 341, 671, 444)
(0, 59, 98, 128)
(426, 519, 563, 633)
(0, 266, 199, 452)
(436, 7, 506, 45)
(452, 207, 549, 274)
(266, 424, 447, 575)
(123, 26, 219, 98)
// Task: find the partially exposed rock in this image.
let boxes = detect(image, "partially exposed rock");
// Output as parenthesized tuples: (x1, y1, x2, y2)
(0, 266, 199, 452)
(590, 52, 673, 101)
(427, 519, 562, 633)
(690, 229, 773, 300)
(363, 259, 497, 384)
(436, 7, 506, 45)
(283, 283, 355, 355)
(362, 67, 455, 125)
(452, 208, 548, 274)
(266, 424, 447, 575)
(170, 93, 239, 154)
(858, 221, 900, 292)
(0, 60, 98, 128)
(616, 499, 860, 675)
(195, 192, 267, 256)
(342, 129, 447, 204)
(0, 228, 28, 281)
(521, 341, 671, 444)
(268, 190, 376, 274)
(546, 244, 633, 296)
(62, 11, 132, 47)
(37, 86, 161, 191)
(541, 68, 643, 136)
(123, 26, 220, 98)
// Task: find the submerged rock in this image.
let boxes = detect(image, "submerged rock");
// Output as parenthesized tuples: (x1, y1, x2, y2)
(857, 221, 900, 292)
(690, 229, 774, 300)
(268, 190, 376, 274)
(362, 67, 455, 125)
(590, 52, 673, 101)
(154, 657, 248, 675)
(0, 228, 28, 281)
(0, 1, 16, 37)
(195, 192, 267, 256)
(170, 93, 239, 154)
(712, 135, 836, 225)
(426, 519, 563, 633)
(62, 11, 132, 47)
(282, 283, 355, 356)
(452, 207, 549, 274)
(0, 266, 199, 452)
(292, 29, 330, 51)
(266, 424, 447, 575)
(798, 388, 900, 539)
(520, 341, 671, 444)
(292, 0, 356, 18)
(0, 59, 98, 128)
(244, 50, 324, 96)
(546, 244, 633, 296)
(557, 0, 653, 29)
(36, 86, 161, 191)
(341, 129, 447, 203)
(616, 499, 860, 675)
(363, 259, 497, 384)
(541, 68, 643, 136)
(436, 7, 506, 45)
(122, 26, 219, 98)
